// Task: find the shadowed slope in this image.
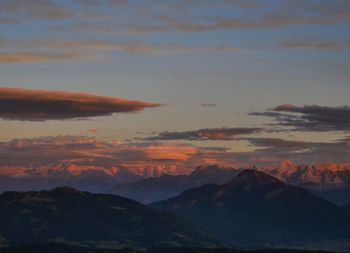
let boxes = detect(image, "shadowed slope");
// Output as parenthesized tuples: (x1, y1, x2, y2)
(0, 187, 214, 248)
(151, 170, 350, 246)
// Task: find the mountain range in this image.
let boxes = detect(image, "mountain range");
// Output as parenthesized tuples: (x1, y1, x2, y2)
(259, 160, 350, 205)
(112, 165, 242, 203)
(1, 160, 350, 206)
(1, 171, 350, 251)
(0, 187, 214, 248)
(151, 170, 350, 248)
(112, 161, 350, 205)
(0, 163, 191, 193)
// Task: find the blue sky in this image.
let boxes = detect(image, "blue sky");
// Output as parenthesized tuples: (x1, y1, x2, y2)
(0, 0, 350, 166)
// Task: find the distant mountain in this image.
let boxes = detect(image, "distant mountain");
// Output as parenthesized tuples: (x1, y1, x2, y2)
(0, 187, 215, 248)
(2, 160, 350, 205)
(259, 160, 350, 205)
(111, 165, 242, 203)
(0, 167, 143, 194)
(0, 163, 192, 194)
(151, 170, 350, 247)
(111, 162, 350, 205)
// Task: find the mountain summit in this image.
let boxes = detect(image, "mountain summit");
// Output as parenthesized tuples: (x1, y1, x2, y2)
(151, 170, 350, 247)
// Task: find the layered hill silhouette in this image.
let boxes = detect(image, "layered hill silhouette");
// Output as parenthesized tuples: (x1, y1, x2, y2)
(0, 187, 215, 248)
(112, 165, 242, 203)
(0, 242, 339, 253)
(151, 170, 350, 247)
(111, 162, 350, 205)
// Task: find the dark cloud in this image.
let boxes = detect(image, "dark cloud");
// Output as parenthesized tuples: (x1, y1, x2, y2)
(250, 104, 350, 132)
(234, 137, 350, 166)
(0, 87, 161, 121)
(145, 127, 262, 141)
(200, 103, 217, 107)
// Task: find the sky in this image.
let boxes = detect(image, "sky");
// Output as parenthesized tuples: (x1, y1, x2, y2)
(0, 0, 350, 172)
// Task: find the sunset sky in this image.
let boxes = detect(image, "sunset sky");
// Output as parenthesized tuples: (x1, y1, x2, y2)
(1, 0, 350, 169)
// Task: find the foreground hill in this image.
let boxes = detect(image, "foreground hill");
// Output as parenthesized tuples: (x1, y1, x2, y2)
(151, 170, 350, 247)
(0, 243, 339, 253)
(112, 165, 242, 203)
(0, 187, 214, 248)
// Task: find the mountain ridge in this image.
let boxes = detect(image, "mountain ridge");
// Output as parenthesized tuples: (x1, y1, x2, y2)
(151, 170, 350, 247)
(0, 187, 216, 248)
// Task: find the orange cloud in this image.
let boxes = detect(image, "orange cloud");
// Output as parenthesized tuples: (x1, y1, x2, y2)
(142, 144, 198, 161)
(0, 87, 162, 121)
(1, 135, 350, 181)
(0, 52, 87, 63)
(88, 128, 99, 134)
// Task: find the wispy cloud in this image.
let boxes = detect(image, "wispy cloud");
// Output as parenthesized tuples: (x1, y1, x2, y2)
(0, 0, 74, 20)
(145, 127, 262, 141)
(14, 38, 242, 55)
(280, 40, 342, 51)
(0, 135, 350, 179)
(0, 52, 88, 63)
(235, 137, 350, 166)
(250, 104, 350, 132)
(0, 87, 161, 121)
(0, 135, 222, 176)
(125, 0, 350, 33)
(200, 103, 217, 107)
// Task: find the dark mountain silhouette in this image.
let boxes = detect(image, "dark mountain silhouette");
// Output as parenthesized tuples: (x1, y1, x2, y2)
(151, 170, 350, 247)
(316, 188, 350, 206)
(343, 203, 350, 210)
(112, 165, 242, 203)
(0, 187, 215, 248)
(0, 242, 338, 253)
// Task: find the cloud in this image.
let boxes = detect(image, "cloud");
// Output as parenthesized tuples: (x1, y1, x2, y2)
(0, 0, 74, 20)
(140, 143, 198, 161)
(14, 38, 242, 55)
(87, 128, 99, 134)
(0, 135, 350, 180)
(0, 16, 17, 24)
(0, 37, 5, 46)
(249, 104, 350, 132)
(126, 0, 350, 33)
(2, 0, 350, 35)
(0, 136, 224, 177)
(145, 127, 262, 141)
(200, 103, 217, 107)
(280, 40, 342, 51)
(0, 87, 161, 121)
(0, 52, 88, 63)
(236, 137, 350, 166)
